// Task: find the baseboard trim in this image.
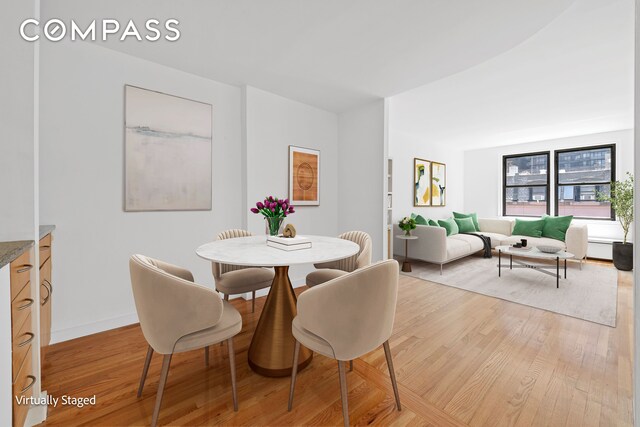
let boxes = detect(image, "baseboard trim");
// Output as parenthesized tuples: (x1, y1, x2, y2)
(50, 313, 139, 344)
(50, 278, 307, 344)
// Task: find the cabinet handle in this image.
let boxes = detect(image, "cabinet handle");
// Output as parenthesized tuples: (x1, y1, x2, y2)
(44, 279, 53, 294)
(41, 283, 51, 305)
(21, 375, 36, 394)
(18, 332, 34, 347)
(16, 264, 33, 273)
(40, 246, 51, 250)
(17, 298, 34, 311)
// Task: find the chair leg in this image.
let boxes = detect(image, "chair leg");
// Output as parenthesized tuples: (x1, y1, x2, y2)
(338, 359, 349, 427)
(224, 293, 229, 301)
(227, 338, 238, 411)
(440, 264, 443, 275)
(252, 290, 256, 313)
(137, 345, 154, 398)
(383, 341, 402, 411)
(205, 346, 210, 367)
(349, 360, 353, 372)
(288, 340, 301, 411)
(151, 354, 172, 427)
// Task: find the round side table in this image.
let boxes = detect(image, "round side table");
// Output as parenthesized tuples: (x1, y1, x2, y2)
(396, 234, 418, 272)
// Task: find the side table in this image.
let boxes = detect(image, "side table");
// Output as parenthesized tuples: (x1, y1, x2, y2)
(396, 234, 418, 272)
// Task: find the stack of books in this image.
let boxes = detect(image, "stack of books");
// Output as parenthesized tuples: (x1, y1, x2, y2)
(267, 235, 312, 251)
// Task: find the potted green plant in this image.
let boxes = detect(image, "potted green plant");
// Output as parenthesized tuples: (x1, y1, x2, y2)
(399, 216, 417, 236)
(597, 172, 634, 271)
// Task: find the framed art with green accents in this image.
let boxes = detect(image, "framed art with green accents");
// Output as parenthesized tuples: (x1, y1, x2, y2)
(431, 161, 446, 206)
(414, 158, 431, 206)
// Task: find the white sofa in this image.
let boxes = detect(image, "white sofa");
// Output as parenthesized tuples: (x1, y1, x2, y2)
(395, 218, 588, 273)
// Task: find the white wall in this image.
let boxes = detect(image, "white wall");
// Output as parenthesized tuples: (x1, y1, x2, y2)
(463, 129, 634, 241)
(39, 41, 244, 342)
(338, 100, 386, 261)
(244, 86, 339, 286)
(0, 0, 37, 242)
(388, 130, 465, 223)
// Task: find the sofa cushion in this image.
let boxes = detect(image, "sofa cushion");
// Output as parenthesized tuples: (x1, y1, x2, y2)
(411, 213, 428, 225)
(512, 218, 545, 238)
(503, 235, 566, 249)
(438, 218, 459, 236)
(450, 234, 484, 252)
(542, 215, 573, 241)
(446, 238, 472, 260)
(478, 218, 513, 236)
(475, 232, 509, 248)
(428, 219, 438, 226)
(454, 217, 476, 233)
(453, 212, 479, 231)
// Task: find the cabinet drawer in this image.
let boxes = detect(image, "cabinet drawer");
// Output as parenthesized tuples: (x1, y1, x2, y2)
(12, 313, 34, 382)
(10, 249, 33, 302)
(11, 281, 33, 340)
(13, 346, 34, 427)
(39, 234, 52, 267)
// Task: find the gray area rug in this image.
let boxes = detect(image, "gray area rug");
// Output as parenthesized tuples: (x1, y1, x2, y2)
(400, 255, 618, 327)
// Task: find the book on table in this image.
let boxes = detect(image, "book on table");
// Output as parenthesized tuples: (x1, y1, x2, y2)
(267, 235, 312, 251)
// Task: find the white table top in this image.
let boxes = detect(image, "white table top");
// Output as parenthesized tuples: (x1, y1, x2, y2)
(396, 234, 418, 240)
(496, 245, 574, 260)
(196, 235, 360, 267)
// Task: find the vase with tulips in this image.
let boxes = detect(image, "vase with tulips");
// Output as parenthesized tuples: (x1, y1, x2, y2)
(251, 196, 295, 236)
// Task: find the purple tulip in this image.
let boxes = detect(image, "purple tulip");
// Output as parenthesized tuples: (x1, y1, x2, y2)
(271, 208, 275, 213)
(289, 207, 295, 213)
(250, 208, 259, 214)
(269, 196, 273, 201)
(284, 198, 289, 204)
(283, 212, 287, 217)
(257, 202, 264, 209)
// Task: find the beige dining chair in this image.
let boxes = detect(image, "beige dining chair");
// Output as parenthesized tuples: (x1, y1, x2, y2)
(212, 229, 275, 312)
(289, 259, 401, 427)
(305, 231, 372, 288)
(130, 255, 242, 427)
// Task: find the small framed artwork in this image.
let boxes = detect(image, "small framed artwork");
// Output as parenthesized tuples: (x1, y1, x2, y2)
(289, 146, 320, 206)
(431, 161, 446, 206)
(414, 158, 431, 207)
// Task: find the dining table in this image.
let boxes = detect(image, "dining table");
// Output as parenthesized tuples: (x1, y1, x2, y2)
(196, 235, 360, 377)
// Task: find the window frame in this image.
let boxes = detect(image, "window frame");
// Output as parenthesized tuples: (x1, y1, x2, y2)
(554, 143, 616, 221)
(502, 151, 551, 217)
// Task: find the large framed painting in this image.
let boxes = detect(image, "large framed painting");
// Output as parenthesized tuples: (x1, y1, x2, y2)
(124, 85, 212, 211)
(431, 161, 446, 206)
(289, 146, 320, 206)
(414, 158, 431, 207)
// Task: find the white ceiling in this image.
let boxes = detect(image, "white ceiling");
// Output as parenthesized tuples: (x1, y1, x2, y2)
(42, 0, 576, 112)
(390, 0, 635, 150)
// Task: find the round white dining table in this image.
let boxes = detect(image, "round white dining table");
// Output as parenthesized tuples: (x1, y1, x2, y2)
(196, 235, 359, 377)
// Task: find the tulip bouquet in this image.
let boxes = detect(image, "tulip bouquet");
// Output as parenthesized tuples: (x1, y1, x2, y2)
(251, 196, 295, 236)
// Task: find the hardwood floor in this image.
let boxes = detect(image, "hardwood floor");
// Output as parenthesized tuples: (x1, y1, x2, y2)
(39, 263, 632, 426)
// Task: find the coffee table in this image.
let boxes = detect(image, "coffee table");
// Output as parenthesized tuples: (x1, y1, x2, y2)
(496, 245, 574, 288)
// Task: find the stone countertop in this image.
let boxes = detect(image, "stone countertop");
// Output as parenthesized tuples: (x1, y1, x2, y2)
(39, 225, 56, 240)
(0, 241, 34, 270)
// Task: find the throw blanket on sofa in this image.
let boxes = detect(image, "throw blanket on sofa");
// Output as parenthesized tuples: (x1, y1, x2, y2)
(462, 233, 492, 258)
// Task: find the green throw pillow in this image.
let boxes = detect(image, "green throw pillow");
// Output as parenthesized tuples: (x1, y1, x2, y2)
(542, 215, 573, 241)
(411, 214, 428, 226)
(453, 212, 479, 231)
(428, 219, 438, 226)
(454, 217, 476, 233)
(512, 218, 545, 238)
(438, 218, 459, 236)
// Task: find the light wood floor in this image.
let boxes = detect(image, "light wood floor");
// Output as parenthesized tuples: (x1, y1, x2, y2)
(39, 263, 633, 426)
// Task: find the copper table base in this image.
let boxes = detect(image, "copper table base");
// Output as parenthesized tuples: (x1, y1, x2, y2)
(248, 266, 313, 377)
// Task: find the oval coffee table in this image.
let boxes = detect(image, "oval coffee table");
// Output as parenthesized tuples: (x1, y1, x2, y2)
(196, 235, 359, 377)
(496, 245, 574, 289)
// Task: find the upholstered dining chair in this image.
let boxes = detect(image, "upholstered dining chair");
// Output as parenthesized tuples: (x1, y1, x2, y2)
(129, 255, 242, 427)
(305, 231, 372, 288)
(288, 259, 401, 427)
(212, 229, 275, 313)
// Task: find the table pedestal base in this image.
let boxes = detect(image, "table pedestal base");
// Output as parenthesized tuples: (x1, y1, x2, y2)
(248, 266, 313, 377)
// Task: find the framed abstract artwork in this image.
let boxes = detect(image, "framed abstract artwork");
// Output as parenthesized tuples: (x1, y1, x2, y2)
(124, 85, 212, 211)
(414, 158, 431, 207)
(289, 146, 320, 206)
(431, 161, 446, 206)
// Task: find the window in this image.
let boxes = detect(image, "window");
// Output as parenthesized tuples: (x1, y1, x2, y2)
(555, 144, 615, 219)
(503, 152, 550, 216)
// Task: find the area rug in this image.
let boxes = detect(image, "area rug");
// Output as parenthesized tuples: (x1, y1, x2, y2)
(400, 255, 618, 327)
